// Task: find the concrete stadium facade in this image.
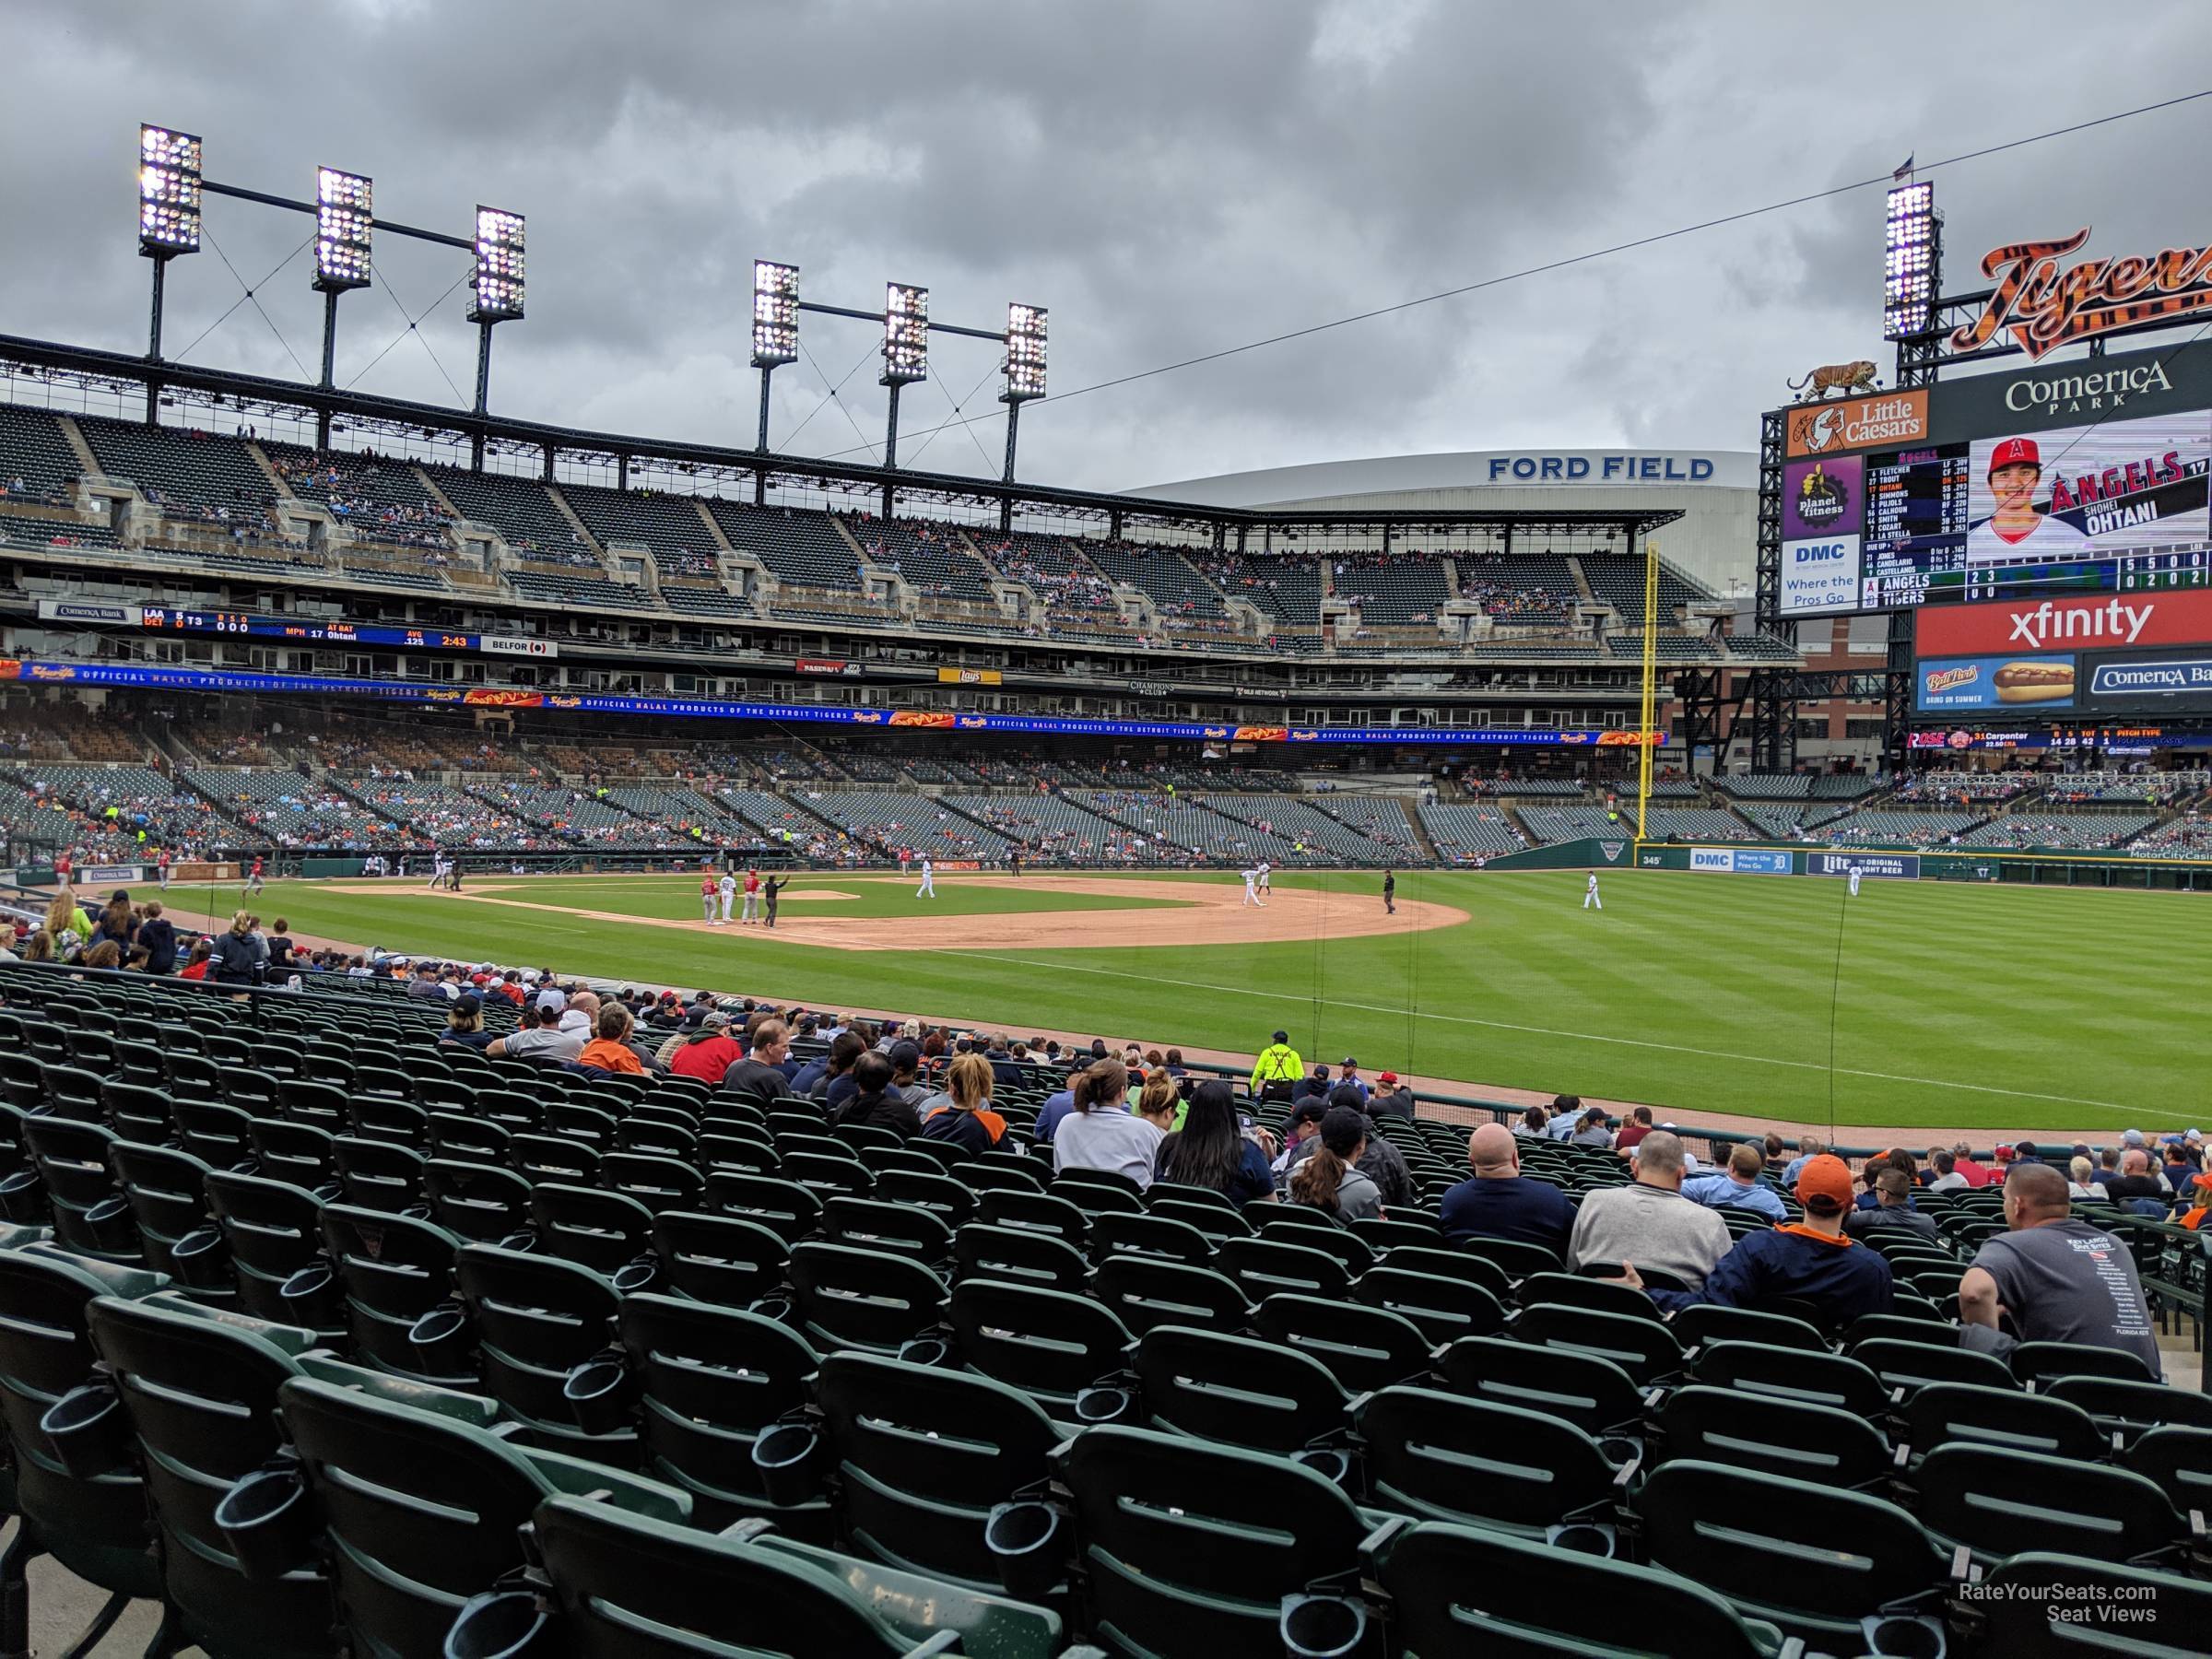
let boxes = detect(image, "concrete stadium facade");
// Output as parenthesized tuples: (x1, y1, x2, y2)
(1141, 449, 1759, 597)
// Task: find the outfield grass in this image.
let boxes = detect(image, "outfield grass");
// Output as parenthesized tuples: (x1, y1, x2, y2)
(194, 868, 2205, 1133)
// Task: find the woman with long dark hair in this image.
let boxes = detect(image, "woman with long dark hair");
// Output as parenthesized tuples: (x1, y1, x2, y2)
(1288, 1106, 1383, 1221)
(1156, 1080, 1274, 1204)
(90, 891, 136, 954)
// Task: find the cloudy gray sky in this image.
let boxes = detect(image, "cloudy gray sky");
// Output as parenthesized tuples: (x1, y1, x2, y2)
(1, 0, 2206, 492)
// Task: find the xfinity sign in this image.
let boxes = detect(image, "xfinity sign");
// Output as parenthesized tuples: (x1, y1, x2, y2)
(1917, 591, 2212, 657)
(2006, 599, 2151, 649)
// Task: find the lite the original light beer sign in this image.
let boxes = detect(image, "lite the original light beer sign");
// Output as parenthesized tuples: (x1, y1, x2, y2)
(1952, 229, 2212, 359)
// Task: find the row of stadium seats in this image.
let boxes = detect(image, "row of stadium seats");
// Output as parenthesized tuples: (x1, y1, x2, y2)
(1957, 812, 2159, 851)
(10, 723, 2209, 865)
(6, 401, 1834, 674)
(0, 959, 2200, 1655)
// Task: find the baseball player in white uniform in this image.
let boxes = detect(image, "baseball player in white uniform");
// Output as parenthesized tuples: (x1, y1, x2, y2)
(1241, 867, 1262, 907)
(1256, 860, 1272, 897)
(916, 857, 935, 899)
(718, 871, 737, 924)
(1583, 872, 1602, 911)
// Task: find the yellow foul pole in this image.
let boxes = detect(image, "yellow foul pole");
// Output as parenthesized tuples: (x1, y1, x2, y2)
(1636, 535, 1659, 842)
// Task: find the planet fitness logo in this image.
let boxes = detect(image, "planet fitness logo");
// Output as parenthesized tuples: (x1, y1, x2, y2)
(1794, 464, 1850, 529)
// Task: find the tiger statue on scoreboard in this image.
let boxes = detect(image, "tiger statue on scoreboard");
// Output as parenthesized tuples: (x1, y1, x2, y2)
(1786, 359, 1880, 401)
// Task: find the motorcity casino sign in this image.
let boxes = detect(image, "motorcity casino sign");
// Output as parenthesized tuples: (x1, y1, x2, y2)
(1951, 229, 2212, 360)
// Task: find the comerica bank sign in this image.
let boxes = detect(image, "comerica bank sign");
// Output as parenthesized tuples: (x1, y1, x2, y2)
(1486, 453, 1720, 483)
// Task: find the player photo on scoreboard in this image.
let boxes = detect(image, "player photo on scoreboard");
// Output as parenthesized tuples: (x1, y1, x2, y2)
(1967, 409, 2210, 565)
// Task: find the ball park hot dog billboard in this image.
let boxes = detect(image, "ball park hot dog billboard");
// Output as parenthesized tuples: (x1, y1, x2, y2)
(1914, 590, 2212, 716)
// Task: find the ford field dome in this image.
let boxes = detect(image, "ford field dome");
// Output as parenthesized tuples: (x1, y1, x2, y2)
(1144, 448, 1759, 597)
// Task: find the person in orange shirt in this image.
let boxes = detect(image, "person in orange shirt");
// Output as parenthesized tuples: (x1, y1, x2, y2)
(578, 1004, 646, 1074)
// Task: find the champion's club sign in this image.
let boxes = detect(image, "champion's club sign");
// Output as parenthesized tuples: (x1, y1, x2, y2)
(1951, 229, 2212, 360)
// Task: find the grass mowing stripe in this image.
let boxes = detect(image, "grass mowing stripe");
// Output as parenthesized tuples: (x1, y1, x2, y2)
(905, 945, 2142, 1113)
(213, 868, 2205, 1128)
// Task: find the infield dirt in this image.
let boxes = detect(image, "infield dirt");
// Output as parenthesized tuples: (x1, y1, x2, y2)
(326, 873, 1466, 952)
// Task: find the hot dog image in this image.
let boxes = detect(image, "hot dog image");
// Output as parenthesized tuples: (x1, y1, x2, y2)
(1993, 661, 2075, 703)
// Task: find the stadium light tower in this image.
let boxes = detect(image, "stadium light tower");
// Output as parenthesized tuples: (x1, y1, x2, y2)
(1883, 181, 1937, 342)
(312, 165, 373, 446)
(465, 206, 526, 468)
(137, 124, 202, 415)
(879, 281, 929, 515)
(998, 302, 1046, 528)
(750, 260, 799, 500)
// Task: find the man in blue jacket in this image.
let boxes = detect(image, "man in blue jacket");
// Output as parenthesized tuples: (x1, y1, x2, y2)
(1618, 1154, 1892, 1328)
(1439, 1124, 1578, 1256)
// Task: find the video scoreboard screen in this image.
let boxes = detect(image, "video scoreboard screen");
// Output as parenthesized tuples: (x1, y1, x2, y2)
(1774, 338, 2212, 619)
(1860, 444, 1969, 608)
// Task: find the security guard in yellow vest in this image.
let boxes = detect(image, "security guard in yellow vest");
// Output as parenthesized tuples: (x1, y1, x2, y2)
(1250, 1030, 1303, 1102)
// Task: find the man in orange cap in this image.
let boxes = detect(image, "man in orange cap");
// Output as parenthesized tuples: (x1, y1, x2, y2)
(1618, 1153, 1893, 1326)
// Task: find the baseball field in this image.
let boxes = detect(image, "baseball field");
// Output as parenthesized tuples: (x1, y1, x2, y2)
(164, 865, 2205, 1138)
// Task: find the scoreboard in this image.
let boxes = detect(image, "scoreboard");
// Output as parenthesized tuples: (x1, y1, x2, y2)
(1860, 445, 1969, 608)
(1773, 337, 2212, 619)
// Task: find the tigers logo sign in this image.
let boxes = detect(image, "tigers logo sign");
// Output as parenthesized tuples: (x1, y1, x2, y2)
(1952, 229, 2212, 359)
(1785, 391, 1928, 456)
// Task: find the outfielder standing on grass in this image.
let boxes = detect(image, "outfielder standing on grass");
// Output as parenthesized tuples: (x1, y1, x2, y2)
(246, 854, 266, 896)
(1583, 871, 1602, 912)
(916, 857, 935, 899)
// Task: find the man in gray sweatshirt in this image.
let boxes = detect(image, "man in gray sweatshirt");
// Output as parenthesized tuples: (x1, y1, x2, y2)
(1566, 1131, 1733, 1288)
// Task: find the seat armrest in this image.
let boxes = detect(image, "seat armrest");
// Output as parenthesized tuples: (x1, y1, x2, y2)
(295, 1352, 503, 1426)
(522, 1445, 693, 1524)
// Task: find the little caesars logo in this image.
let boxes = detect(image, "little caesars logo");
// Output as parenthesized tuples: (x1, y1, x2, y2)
(1786, 390, 1928, 456)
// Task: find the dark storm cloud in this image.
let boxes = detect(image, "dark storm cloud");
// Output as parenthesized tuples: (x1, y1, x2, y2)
(0, 0, 2204, 490)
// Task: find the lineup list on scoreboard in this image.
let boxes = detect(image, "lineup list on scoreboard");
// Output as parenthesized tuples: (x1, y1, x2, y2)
(1860, 445, 1969, 608)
